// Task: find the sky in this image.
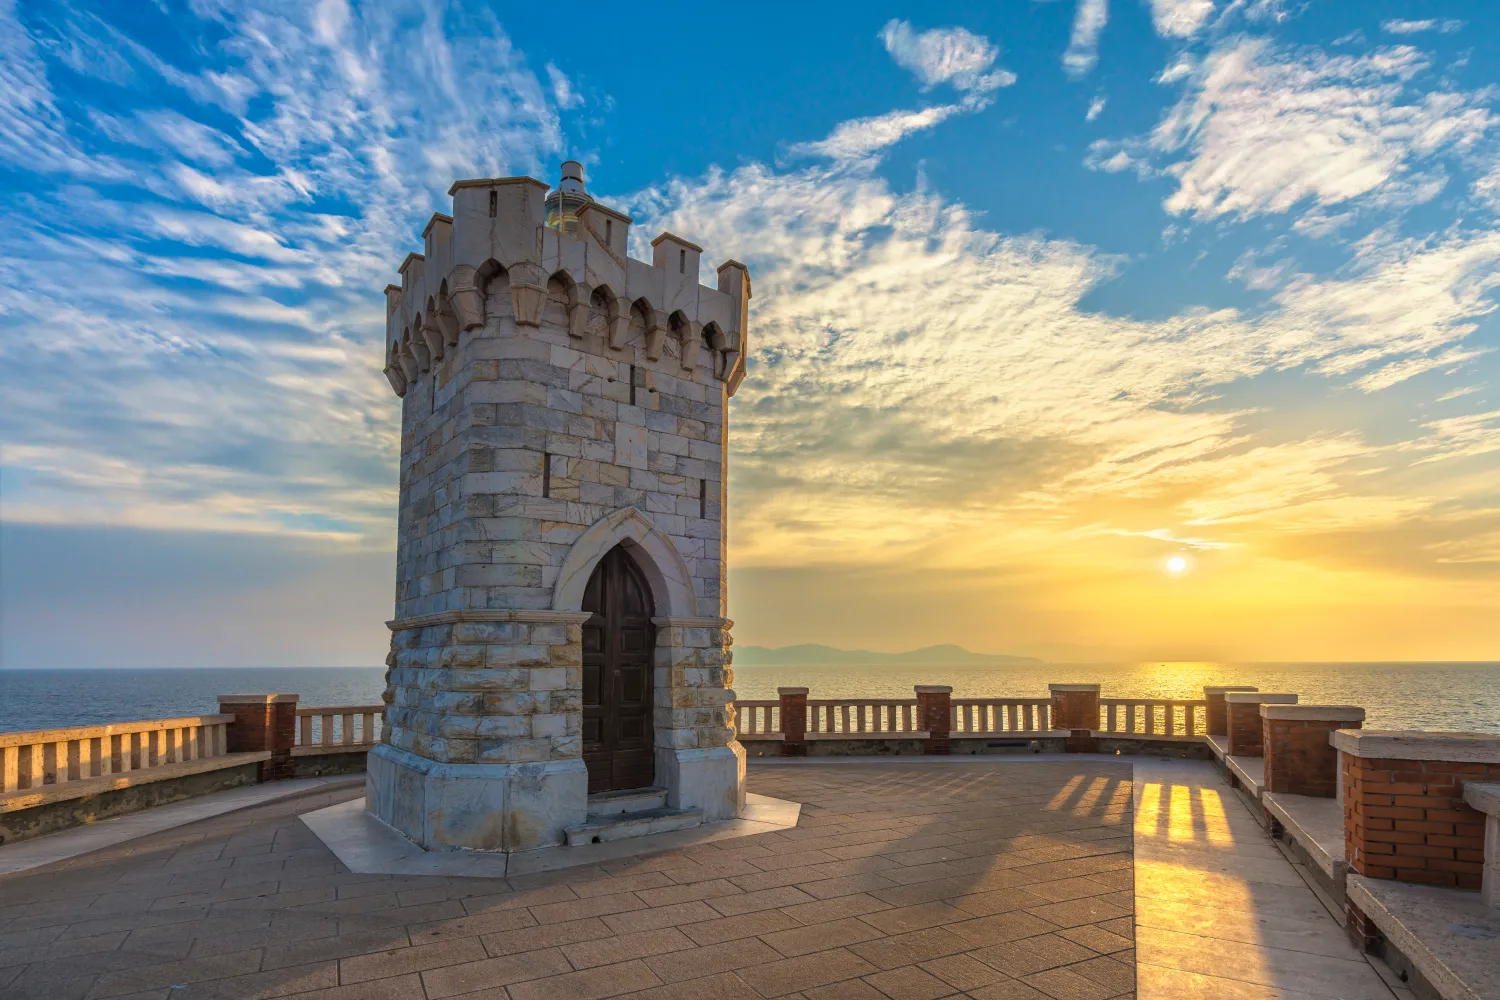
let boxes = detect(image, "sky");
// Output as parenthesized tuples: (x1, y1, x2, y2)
(2, 0, 1499, 668)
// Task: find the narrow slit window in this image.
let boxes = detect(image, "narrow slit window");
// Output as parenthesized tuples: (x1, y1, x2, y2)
(605, 219, 613, 244)
(629, 364, 637, 406)
(699, 478, 707, 519)
(542, 452, 551, 497)
(488, 190, 497, 217)
(679, 248, 686, 273)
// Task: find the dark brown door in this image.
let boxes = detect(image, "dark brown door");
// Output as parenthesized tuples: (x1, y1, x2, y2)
(581, 546, 655, 792)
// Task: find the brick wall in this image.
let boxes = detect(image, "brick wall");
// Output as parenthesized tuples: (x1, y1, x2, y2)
(778, 688, 808, 757)
(218, 695, 298, 781)
(1262, 709, 1362, 797)
(1204, 686, 1256, 736)
(1228, 701, 1267, 757)
(916, 686, 952, 756)
(1049, 685, 1100, 731)
(1342, 753, 1497, 888)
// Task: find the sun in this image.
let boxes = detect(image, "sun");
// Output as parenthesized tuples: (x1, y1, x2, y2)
(1166, 555, 1189, 575)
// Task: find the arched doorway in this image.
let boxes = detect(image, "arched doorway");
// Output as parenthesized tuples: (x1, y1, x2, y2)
(581, 545, 655, 792)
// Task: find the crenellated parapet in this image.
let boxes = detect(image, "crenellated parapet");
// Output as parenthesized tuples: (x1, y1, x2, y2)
(381, 176, 750, 399)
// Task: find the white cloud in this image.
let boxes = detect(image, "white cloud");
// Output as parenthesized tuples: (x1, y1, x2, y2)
(630, 135, 1500, 563)
(1064, 0, 1109, 79)
(1103, 38, 1496, 220)
(0, 1, 571, 538)
(785, 104, 969, 161)
(1087, 96, 1107, 121)
(879, 20, 1015, 94)
(546, 63, 582, 109)
(1146, 0, 1215, 39)
(1382, 19, 1464, 36)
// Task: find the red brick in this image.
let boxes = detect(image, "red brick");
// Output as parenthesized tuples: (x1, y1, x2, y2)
(1427, 859, 1484, 875)
(1392, 820, 1454, 835)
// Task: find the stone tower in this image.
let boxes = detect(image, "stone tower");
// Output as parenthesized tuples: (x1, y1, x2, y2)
(369, 163, 750, 852)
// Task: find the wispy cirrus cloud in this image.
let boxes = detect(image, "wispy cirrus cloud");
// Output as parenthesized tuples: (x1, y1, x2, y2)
(1064, 0, 1110, 79)
(1089, 38, 1496, 221)
(1146, 0, 1216, 39)
(0, 0, 570, 537)
(1381, 19, 1464, 36)
(879, 19, 1016, 94)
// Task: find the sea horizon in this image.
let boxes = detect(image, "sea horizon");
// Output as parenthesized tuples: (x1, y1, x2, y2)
(3, 660, 1497, 736)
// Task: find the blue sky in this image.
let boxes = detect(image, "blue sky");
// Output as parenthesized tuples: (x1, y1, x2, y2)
(3, 0, 1499, 667)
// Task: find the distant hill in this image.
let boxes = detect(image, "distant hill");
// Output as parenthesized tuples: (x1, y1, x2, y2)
(734, 643, 1044, 666)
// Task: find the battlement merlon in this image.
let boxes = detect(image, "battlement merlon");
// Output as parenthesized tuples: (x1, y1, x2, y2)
(381, 173, 750, 400)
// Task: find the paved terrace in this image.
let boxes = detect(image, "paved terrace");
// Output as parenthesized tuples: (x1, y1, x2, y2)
(0, 758, 1406, 1000)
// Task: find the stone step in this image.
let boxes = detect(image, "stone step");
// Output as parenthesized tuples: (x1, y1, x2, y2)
(586, 787, 668, 819)
(564, 807, 702, 847)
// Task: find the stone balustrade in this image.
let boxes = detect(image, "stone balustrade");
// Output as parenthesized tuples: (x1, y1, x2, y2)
(295, 705, 385, 751)
(1, 715, 234, 793)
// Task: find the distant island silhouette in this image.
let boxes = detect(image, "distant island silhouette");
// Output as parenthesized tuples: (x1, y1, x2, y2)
(734, 643, 1044, 666)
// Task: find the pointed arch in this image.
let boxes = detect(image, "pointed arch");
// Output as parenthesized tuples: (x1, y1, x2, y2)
(553, 507, 695, 616)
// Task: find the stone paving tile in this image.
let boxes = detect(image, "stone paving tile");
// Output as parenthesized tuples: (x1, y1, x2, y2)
(506, 958, 664, 1000)
(736, 947, 880, 996)
(862, 964, 956, 1000)
(0, 762, 1138, 1000)
(641, 936, 784, 982)
(760, 916, 886, 957)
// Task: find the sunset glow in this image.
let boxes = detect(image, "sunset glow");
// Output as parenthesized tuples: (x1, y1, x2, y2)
(2, 2, 1499, 668)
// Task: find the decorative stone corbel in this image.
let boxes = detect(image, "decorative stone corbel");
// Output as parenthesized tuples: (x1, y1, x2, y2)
(408, 333, 431, 373)
(644, 310, 667, 361)
(509, 263, 546, 328)
(435, 305, 461, 346)
(608, 311, 630, 351)
(680, 321, 703, 372)
(420, 317, 445, 365)
(567, 301, 589, 340)
(398, 343, 420, 381)
(447, 265, 485, 331)
(384, 366, 408, 397)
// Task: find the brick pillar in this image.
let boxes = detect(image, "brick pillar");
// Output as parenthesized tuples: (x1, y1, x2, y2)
(1224, 692, 1296, 756)
(915, 686, 952, 755)
(1048, 684, 1100, 753)
(218, 694, 299, 781)
(778, 687, 808, 758)
(1204, 686, 1257, 736)
(1262, 705, 1364, 796)
(1337, 730, 1500, 889)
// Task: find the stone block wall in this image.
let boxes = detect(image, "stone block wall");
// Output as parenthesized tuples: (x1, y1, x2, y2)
(653, 620, 736, 752)
(384, 614, 586, 766)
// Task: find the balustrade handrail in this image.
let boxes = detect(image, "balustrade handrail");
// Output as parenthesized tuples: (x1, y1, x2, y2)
(1097, 698, 1207, 736)
(0, 715, 235, 749)
(1, 714, 235, 795)
(293, 704, 384, 716)
(293, 705, 384, 749)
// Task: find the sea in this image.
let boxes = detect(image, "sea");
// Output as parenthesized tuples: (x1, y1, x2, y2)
(2, 662, 1498, 735)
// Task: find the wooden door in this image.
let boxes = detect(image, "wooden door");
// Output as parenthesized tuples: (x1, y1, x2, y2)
(581, 546, 656, 792)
